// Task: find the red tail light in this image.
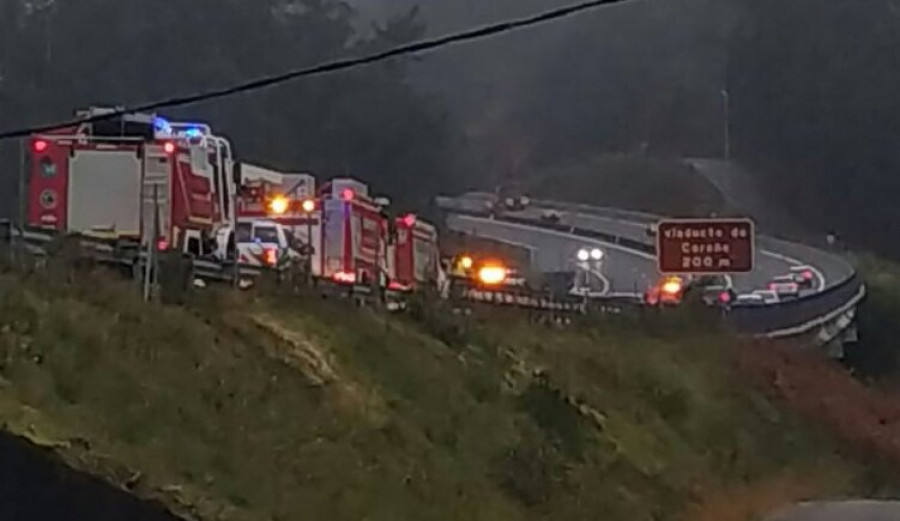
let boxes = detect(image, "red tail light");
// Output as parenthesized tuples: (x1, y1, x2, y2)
(33, 139, 49, 153)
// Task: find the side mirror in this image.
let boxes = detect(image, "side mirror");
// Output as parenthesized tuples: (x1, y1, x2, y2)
(232, 161, 242, 186)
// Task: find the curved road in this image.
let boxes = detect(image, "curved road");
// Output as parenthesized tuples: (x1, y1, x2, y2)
(766, 501, 900, 521)
(441, 194, 853, 298)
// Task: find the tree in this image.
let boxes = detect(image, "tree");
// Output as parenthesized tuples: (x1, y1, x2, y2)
(0, 0, 454, 215)
(729, 0, 900, 255)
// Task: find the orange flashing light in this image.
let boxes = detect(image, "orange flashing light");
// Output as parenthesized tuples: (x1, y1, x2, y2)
(477, 264, 507, 286)
(264, 247, 278, 266)
(269, 196, 289, 215)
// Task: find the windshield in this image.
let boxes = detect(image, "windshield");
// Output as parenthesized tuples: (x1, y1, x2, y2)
(253, 226, 280, 244)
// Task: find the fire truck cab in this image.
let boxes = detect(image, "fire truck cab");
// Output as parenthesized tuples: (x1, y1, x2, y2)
(318, 178, 388, 286)
(28, 108, 234, 256)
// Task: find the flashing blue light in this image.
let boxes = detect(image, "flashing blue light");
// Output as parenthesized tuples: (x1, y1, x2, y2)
(183, 127, 203, 138)
(153, 116, 172, 134)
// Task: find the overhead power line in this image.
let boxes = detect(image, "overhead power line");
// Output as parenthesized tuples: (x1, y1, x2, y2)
(0, 0, 631, 141)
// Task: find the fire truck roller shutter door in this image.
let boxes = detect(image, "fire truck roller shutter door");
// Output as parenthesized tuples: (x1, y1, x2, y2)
(68, 149, 142, 235)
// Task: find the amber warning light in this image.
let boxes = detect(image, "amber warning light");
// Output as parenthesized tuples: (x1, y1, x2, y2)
(477, 264, 508, 286)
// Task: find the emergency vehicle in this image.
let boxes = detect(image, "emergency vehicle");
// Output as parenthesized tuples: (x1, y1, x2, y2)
(317, 178, 389, 286)
(233, 162, 317, 269)
(28, 109, 234, 256)
(386, 213, 439, 292)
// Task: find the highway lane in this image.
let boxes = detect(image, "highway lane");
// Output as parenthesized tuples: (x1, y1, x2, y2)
(446, 214, 656, 296)
(440, 193, 852, 296)
(766, 501, 900, 521)
(512, 206, 799, 294)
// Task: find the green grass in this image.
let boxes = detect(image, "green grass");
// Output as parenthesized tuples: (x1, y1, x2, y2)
(0, 260, 887, 521)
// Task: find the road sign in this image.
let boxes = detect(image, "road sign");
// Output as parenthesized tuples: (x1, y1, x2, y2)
(656, 218, 754, 274)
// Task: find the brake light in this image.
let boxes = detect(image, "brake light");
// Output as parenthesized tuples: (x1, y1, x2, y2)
(333, 271, 357, 284)
(264, 247, 278, 266)
(33, 139, 49, 153)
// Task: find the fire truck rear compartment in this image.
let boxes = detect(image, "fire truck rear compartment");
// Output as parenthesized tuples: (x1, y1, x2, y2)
(68, 150, 142, 236)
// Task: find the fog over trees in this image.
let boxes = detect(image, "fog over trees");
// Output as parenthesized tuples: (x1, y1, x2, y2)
(2, 0, 899, 254)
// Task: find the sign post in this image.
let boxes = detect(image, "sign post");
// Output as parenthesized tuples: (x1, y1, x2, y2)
(656, 218, 754, 274)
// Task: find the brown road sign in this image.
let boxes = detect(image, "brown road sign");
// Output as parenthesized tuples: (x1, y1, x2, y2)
(656, 218, 755, 274)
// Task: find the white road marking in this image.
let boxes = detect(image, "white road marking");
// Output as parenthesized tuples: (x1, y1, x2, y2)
(590, 268, 611, 296)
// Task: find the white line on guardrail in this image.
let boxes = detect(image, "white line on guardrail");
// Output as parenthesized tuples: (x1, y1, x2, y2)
(764, 285, 866, 339)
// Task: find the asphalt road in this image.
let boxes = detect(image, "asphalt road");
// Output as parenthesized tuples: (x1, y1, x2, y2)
(766, 501, 900, 521)
(446, 214, 656, 296)
(440, 194, 852, 297)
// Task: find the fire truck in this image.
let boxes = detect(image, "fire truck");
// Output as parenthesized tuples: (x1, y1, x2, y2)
(28, 108, 234, 256)
(317, 178, 390, 286)
(387, 213, 439, 292)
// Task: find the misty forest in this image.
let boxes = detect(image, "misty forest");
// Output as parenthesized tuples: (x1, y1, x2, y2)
(2, 0, 899, 255)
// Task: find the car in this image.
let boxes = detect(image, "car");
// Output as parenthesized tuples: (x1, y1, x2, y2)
(789, 265, 817, 289)
(644, 275, 685, 306)
(701, 285, 735, 307)
(735, 293, 767, 306)
(503, 195, 531, 211)
(540, 209, 562, 223)
(750, 289, 781, 304)
(694, 274, 729, 289)
(767, 280, 800, 299)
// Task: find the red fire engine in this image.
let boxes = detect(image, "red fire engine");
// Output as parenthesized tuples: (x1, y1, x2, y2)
(27, 109, 233, 255)
(317, 178, 389, 286)
(387, 213, 439, 292)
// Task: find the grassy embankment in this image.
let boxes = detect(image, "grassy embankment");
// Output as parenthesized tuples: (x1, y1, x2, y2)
(0, 258, 892, 521)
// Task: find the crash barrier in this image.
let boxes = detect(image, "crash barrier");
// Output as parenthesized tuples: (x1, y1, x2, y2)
(439, 206, 864, 338)
(0, 220, 592, 315)
(725, 274, 865, 337)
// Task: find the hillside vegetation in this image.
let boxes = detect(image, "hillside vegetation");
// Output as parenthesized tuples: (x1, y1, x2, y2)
(0, 260, 892, 521)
